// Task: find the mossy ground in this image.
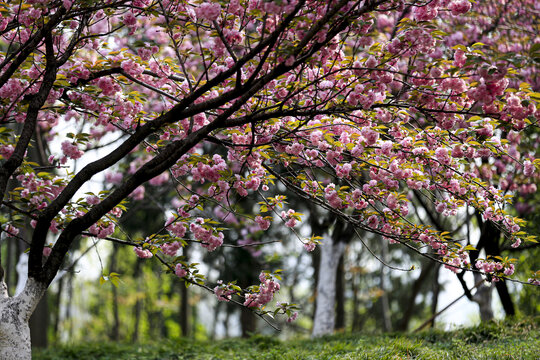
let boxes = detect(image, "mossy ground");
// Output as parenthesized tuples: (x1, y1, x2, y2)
(34, 318, 539, 359)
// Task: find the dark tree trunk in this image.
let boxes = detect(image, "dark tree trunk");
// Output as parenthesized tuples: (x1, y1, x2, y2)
(179, 245, 190, 337)
(131, 259, 142, 342)
(211, 302, 220, 340)
(26, 126, 53, 349)
(472, 272, 494, 322)
(52, 275, 64, 342)
(66, 272, 74, 339)
(311, 246, 320, 322)
(397, 260, 435, 331)
(191, 299, 197, 337)
(351, 267, 361, 332)
(29, 292, 48, 348)
(240, 307, 256, 337)
(5, 239, 15, 294)
(224, 308, 230, 337)
(351, 250, 364, 332)
(109, 244, 120, 341)
(494, 281, 515, 316)
(159, 284, 167, 338)
(473, 219, 515, 316)
(430, 264, 441, 328)
(179, 282, 190, 336)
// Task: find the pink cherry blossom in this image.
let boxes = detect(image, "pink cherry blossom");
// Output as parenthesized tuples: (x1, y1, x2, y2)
(175, 264, 188, 278)
(123, 12, 137, 27)
(134, 247, 153, 259)
(523, 160, 535, 176)
(255, 215, 271, 230)
(195, 2, 221, 21)
(162, 241, 181, 256)
(61, 141, 84, 160)
(43, 247, 52, 257)
(86, 195, 100, 205)
(304, 242, 316, 252)
(448, 0, 472, 16)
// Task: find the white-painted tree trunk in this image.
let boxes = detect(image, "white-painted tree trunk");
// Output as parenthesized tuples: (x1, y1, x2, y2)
(0, 278, 46, 360)
(312, 236, 345, 337)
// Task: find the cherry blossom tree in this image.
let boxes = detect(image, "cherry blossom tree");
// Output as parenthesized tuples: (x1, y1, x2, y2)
(0, 0, 538, 357)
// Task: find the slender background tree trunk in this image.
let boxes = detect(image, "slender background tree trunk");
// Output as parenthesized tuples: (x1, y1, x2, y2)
(179, 245, 190, 338)
(334, 252, 345, 332)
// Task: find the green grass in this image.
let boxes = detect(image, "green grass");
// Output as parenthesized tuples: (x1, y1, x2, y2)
(34, 318, 539, 359)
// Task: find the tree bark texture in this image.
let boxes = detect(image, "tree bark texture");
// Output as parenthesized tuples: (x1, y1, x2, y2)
(0, 278, 46, 360)
(397, 260, 435, 331)
(109, 244, 120, 341)
(474, 219, 515, 316)
(312, 235, 346, 337)
(472, 272, 494, 322)
(334, 252, 345, 331)
(179, 245, 190, 338)
(29, 293, 48, 349)
(429, 264, 441, 328)
(379, 240, 392, 332)
(131, 259, 142, 343)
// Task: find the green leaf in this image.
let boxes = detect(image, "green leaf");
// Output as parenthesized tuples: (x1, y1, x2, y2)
(452, 44, 467, 52)
(525, 236, 538, 243)
(530, 43, 540, 54)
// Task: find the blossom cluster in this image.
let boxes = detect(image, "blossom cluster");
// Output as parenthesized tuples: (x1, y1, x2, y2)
(243, 272, 281, 309)
(190, 218, 224, 251)
(475, 259, 515, 279)
(214, 281, 237, 302)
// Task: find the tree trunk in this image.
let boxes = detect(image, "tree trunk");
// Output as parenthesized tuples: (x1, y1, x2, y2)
(351, 250, 364, 332)
(312, 235, 346, 337)
(334, 252, 345, 331)
(109, 244, 120, 341)
(179, 245, 190, 337)
(4, 241, 14, 295)
(0, 277, 46, 360)
(351, 269, 361, 332)
(131, 259, 142, 343)
(494, 281, 515, 316)
(472, 272, 493, 322)
(429, 264, 441, 328)
(52, 276, 63, 342)
(240, 307, 256, 337)
(472, 217, 515, 317)
(397, 260, 435, 331)
(29, 294, 48, 349)
(310, 246, 320, 323)
(379, 240, 392, 332)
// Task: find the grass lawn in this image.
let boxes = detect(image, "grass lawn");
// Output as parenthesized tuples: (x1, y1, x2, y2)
(34, 318, 539, 359)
